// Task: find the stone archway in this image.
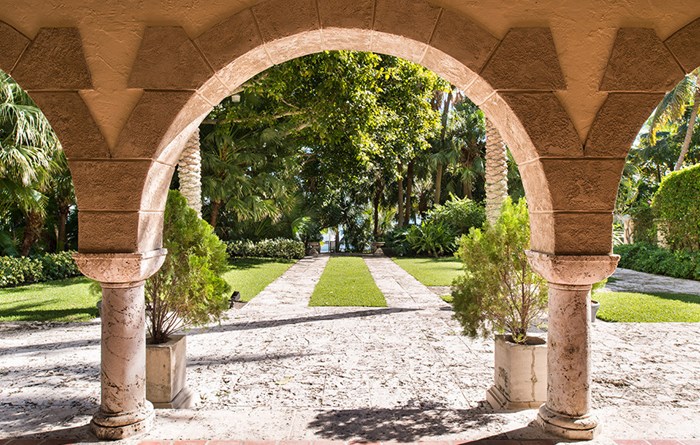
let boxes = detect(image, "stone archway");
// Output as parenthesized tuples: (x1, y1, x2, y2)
(1, 1, 699, 441)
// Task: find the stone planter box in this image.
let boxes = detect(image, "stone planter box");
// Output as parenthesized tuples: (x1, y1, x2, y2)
(307, 242, 320, 256)
(146, 334, 197, 409)
(371, 241, 385, 256)
(486, 334, 547, 410)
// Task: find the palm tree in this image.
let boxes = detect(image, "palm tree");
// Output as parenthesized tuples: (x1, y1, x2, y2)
(484, 118, 508, 225)
(649, 68, 699, 171)
(0, 71, 60, 256)
(178, 129, 202, 217)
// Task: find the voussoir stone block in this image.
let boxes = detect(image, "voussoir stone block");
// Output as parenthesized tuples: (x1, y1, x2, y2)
(12, 27, 92, 90)
(29, 91, 110, 159)
(0, 21, 29, 74)
(481, 28, 565, 91)
(422, 47, 480, 93)
(69, 160, 151, 212)
(585, 93, 664, 157)
(252, 0, 321, 64)
(128, 27, 213, 90)
(195, 9, 263, 72)
(374, 0, 441, 44)
(665, 18, 700, 74)
(429, 10, 499, 73)
(499, 92, 582, 157)
(600, 28, 685, 92)
(318, 0, 373, 51)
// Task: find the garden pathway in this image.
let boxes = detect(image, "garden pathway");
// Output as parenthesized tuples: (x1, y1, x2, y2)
(608, 268, 700, 296)
(0, 255, 699, 443)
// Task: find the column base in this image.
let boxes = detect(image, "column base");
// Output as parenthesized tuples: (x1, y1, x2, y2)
(90, 402, 155, 440)
(536, 404, 600, 440)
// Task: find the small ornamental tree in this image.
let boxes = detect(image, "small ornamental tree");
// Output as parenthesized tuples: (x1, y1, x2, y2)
(451, 198, 547, 344)
(652, 163, 700, 252)
(146, 190, 231, 344)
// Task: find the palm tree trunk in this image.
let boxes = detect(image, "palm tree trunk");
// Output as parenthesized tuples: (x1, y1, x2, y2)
(433, 88, 453, 207)
(372, 180, 383, 238)
(674, 86, 700, 171)
(210, 200, 221, 229)
(434, 162, 443, 206)
(397, 164, 405, 227)
(404, 160, 414, 225)
(178, 128, 202, 217)
(485, 119, 509, 225)
(20, 211, 43, 256)
(56, 206, 69, 252)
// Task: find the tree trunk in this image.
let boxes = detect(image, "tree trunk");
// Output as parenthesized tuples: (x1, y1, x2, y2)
(485, 119, 509, 225)
(56, 206, 69, 252)
(674, 86, 700, 171)
(20, 211, 43, 256)
(210, 200, 221, 229)
(404, 160, 414, 225)
(372, 180, 383, 238)
(397, 164, 405, 227)
(335, 226, 340, 253)
(178, 128, 203, 217)
(434, 162, 443, 206)
(433, 88, 453, 207)
(463, 179, 472, 199)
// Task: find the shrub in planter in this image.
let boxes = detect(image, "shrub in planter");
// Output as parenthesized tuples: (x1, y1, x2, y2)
(451, 198, 548, 409)
(652, 163, 700, 252)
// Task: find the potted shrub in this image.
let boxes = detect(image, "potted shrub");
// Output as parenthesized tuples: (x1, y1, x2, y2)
(452, 198, 548, 410)
(145, 190, 231, 408)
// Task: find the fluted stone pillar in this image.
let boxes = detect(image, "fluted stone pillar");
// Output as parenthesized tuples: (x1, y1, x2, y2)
(74, 249, 167, 440)
(526, 251, 619, 440)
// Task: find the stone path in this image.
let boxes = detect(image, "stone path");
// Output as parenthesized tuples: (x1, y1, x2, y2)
(608, 268, 700, 296)
(0, 256, 699, 443)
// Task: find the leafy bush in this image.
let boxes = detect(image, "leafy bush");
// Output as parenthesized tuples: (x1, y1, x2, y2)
(427, 194, 485, 235)
(629, 203, 657, 244)
(405, 222, 456, 257)
(383, 226, 413, 257)
(614, 242, 700, 280)
(226, 238, 305, 259)
(0, 251, 81, 288)
(652, 164, 700, 251)
(452, 198, 548, 344)
(146, 191, 231, 344)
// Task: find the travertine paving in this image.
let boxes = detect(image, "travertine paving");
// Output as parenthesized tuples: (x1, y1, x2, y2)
(608, 268, 700, 296)
(0, 256, 699, 442)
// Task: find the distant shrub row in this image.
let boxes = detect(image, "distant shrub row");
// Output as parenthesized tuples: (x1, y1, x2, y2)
(614, 243, 700, 281)
(226, 238, 305, 260)
(0, 251, 81, 288)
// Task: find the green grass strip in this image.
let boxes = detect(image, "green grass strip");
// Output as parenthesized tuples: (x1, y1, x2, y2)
(222, 257, 297, 302)
(0, 277, 97, 322)
(392, 256, 463, 286)
(595, 290, 700, 322)
(309, 256, 387, 307)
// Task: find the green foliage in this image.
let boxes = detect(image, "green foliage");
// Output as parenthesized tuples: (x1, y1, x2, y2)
(146, 191, 231, 344)
(383, 226, 412, 256)
(0, 251, 80, 287)
(426, 194, 485, 236)
(392, 256, 463, 286)
(309, 256, 386, 307)
(451, 198, 548, 344)
(595, 290, 700, 322)
(226, 238, 305, 259)
(406, 222, 455, 257)
(614, 242, 700, 280)
(652, 163, 700, 251)
(292, 216, 322, 247)
(629, 202, 657, 244)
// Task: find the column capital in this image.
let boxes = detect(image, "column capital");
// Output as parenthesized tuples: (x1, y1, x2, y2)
(526, 250, 619, 286)
(73, 248, 167, 286)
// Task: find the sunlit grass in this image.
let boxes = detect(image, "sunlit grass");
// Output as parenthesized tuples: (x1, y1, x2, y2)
(221, 257, 297, 302)
(392, 256, 463, 286)
(309, 256, 386, 307)
(595, 291, 700, 322)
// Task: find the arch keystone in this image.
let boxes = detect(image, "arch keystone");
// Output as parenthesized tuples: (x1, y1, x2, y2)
(12, 27, 92, 90)
(128, 27, 213, 90)
(372, 0, 442, 62)
(665, 18, 700, 74)
(0, 21, 29, 74)
(481, 28, 565, 91)
(318, 0, 374, 50)
(601, 28, 685, 92)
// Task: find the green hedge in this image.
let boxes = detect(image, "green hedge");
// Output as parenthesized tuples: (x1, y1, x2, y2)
(652, 164, 700, 251)
(0, 251, 81, 288)
(226, 238, 305, 260)
(614, 243, 700, 280)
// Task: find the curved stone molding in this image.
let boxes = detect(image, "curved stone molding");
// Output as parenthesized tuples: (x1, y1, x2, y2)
(12, 27, 92, 90)
(0, 21, 29, 74)
(481, 28, 566, 91)
(665, 17, 700, 74)
(128, 27, 213, 90)
(73, 248, 167, 285)
(525, 250, 620, 286)
(194, 9, 264, 72)
(600, 28, 684, 92)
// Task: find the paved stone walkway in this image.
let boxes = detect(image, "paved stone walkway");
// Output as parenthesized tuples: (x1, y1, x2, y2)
(608, 268, 700, 296)
(1, 256, 699, 443)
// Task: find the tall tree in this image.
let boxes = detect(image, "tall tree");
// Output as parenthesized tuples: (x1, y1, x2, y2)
(178, 129, 202, 216)
(484, 119, 508, 225)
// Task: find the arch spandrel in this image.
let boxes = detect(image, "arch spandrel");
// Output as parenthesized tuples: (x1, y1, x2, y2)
(0, 21, 29, 74)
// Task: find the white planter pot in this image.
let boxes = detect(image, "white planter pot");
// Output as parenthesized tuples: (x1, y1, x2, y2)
(486, 334, 547, 410)
(146, 334, 198, 409)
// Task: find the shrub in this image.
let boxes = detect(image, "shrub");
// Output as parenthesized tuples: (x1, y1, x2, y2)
(652, 164, 700, 251)
(146, 191, 231, 344)
(383, 226, 413, 257)
(427, 194, 485, 236)
(452, 198, 548, 344)
(405, 222, 456, 257)
(0, 251, 81, 288)
(614, 242, 700, 280)
(226, 238, 305, 259)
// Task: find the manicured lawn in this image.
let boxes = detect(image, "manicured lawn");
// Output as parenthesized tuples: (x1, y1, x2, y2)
(0, 277, 98, 322)
(392, 256, 463, 286)
(309, 256, 387, 307)
(595, 291, 700, 322)
(222, 257, 297, 302)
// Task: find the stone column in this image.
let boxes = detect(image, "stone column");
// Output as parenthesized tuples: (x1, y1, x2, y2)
(526, 251, 619, 440)
(74, 249, 167, 440)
